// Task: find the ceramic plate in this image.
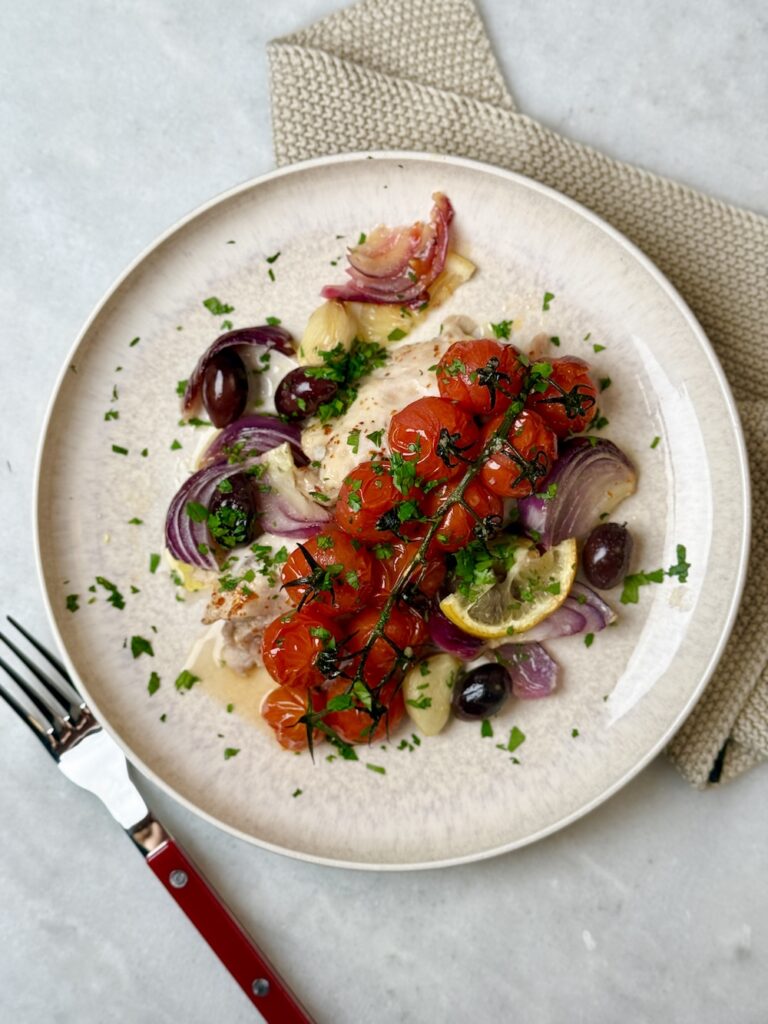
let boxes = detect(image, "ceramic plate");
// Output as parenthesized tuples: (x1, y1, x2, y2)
(36, 153, 749, 869)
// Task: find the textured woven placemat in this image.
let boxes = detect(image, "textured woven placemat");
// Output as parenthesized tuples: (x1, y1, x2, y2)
(268, 0, 768, 787)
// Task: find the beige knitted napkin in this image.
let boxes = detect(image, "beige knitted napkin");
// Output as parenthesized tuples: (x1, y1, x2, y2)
(268, 0, 768, 787)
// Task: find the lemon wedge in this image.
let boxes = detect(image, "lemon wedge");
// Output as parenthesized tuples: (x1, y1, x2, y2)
(440, 537, 578, 639)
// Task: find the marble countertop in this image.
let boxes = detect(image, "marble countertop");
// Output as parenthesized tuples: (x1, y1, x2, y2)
(1, 2, 766, 1021)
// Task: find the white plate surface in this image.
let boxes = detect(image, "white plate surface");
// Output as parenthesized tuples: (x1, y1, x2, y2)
(36, 152, 749, 869)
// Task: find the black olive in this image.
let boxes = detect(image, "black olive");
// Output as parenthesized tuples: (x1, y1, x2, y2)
(201, 350, 249, 428)
(452, 663, 511, 720)
(582, 522, 633, 589)
(275, 368, 339, 421)
(207, 473, 258, 550)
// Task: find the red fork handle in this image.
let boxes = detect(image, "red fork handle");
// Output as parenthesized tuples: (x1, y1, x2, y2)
(146, 838, 314, 1023)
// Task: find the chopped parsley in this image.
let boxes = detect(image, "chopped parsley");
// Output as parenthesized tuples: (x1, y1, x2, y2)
(593, 343, 606, 353)
(490, 320, 512, 339)
(149, 552, 161, 574)
(96, 576, 125, 609)
(346, 429, 361, 454)
(357, 232, 367, 245)
(292, 788, 303, 797)
(373, 542, 394, 560)
(265, 315, 282, 326)
(650, 435, 661, 449)
(599, 377, 612, 392)
(406, 696, 432, 710)
(542, 291, 555, 311)
(584, 633, 594, 648)
(174, 669, 200, 690)
(176, 379, 188, 397)
(504, 726, 526, 753)
(366, 429, 384, 447)
(223, 747, 240, 760)
(147, 672, 161, 696)
(366, 763, 386, 775)
(265, 251, 280, 264)
(128, 517, 143, 524)
(65, 594, 79, 613)
(304, 341, 389, 422)
(571, 727, 580, 738)
(129, 336, 140, 347)
(389, 451, 417, 495)
(170, 439, 182, 451)
(104, 409, 119, 421)
(387, 327, 407, 341)
(131, 635, 154, 659)
(620, 568, 667, 604)
(549, 335, 561, 347)
(481, 719, 493, 738)
(316, 534, 334, 550)
(111, 445, 128, 455)
(203, 297, 234, 316)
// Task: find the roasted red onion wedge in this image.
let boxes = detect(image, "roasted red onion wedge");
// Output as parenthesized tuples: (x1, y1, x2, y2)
(497, 583, 616, 643)
(518, 437, 637, 548)
(427, 609, 485, 661)
(320, 193, 453, 306)
(493, 643, 559, 699)
(165, 460, 260, 571)
(200, 415, 308, 468)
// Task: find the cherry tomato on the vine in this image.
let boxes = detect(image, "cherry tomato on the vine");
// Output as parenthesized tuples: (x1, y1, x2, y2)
(280, 528, 374, 613)
(261, 607, 341, 690)
(388, 396, 480, 482)
(324, 678, 405, 745)
(261, 685, 326, 752)
(421, 479, 503, 554)
(343, 602, 427, 688)
(526, 355, 598, 437)
(334, 459, 424, 544)
(436, 339, 526, 417)
(479, 409, 558, 499)
(372, 539, 447, 602)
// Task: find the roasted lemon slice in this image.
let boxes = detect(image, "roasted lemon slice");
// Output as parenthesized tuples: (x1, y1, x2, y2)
(440, 537, 578, 639)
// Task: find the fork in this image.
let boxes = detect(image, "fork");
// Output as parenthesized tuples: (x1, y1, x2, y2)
(0, 616, 314, 1024)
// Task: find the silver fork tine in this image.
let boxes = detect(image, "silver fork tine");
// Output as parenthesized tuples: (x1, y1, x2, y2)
(0, 673, 57, 757)
(6, 615, 73, 687)
(0, 630, 78, 716)
(0, 652, 65, 733)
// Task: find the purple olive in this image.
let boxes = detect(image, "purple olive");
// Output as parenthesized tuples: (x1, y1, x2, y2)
(275, 368, 339, 421)
(452, 663, 510, 720)
(202, 350, 248, 428)
(582, 522, 633, 589)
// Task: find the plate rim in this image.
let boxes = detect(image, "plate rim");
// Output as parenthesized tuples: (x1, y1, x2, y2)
(34, 150, 752, 871)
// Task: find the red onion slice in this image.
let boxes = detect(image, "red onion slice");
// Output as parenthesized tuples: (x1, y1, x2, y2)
(427, 610, 485, 661)
(500, 582, 616, 643)
(256, 443, 331, 540)
(518, 437, 637, 548)
(320, 193, 453, 306)
(182, 325, 296, 414)
(165, 460, 258, 571)
(494, 643, 559, 699)
(201, 415, 308, 468)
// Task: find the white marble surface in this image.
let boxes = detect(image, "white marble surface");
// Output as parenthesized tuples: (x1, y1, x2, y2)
(1, 1, 766, 1021)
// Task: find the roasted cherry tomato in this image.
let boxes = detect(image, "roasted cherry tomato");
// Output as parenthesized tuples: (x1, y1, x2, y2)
(261, 607, 341, 689)
(280, 528, 375, 613)
(334, 459, 424, 544)
(526, 355, 598, 437)
(436, 339, 526, 417)
(388, 396, 480, 482)
(479, 409, 558, 498)
(324, 678, 405, 744)
(261, 685, 326, 751)
(421, 479, 503, 554)
(372, 539, 447, 602)
(343, 602, 427, 687)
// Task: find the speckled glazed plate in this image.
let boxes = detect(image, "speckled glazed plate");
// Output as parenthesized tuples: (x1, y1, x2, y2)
(36, 153, 749, 870)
